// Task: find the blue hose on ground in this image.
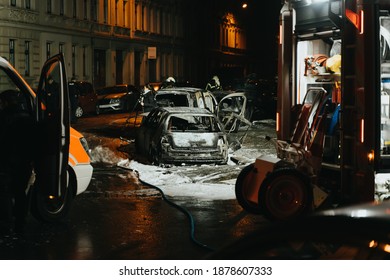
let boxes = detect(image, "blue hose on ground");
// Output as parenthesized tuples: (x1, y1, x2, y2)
(134, 170, 215, 252)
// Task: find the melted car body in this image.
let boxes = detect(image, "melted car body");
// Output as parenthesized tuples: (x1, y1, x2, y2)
(135, 107, 228, 165)
(155, 87, 217, 113)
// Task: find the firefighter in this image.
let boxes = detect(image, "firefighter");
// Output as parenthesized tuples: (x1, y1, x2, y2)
(205, 75, 222, 91)
(143, 83, 157, 112)
(161, 77, 176, 89)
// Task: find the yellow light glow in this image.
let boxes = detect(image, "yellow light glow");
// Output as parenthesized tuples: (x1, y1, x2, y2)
(276, 112, 280, 132)
(368, 150, 375, 163)
(360, 119, 364, 143)
(369, 240, 378, 248)
(242, 3, 248, 9)
(360, 10, 364, 34)
(49, 195, 55, 200)
(279, 24, 283, 45)
(384, 244, 390, 253)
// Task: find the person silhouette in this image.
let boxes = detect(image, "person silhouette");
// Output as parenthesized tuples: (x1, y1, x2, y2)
(0, 90, 37, 234)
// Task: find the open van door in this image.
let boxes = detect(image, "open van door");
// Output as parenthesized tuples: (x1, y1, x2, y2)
(31, 53, 71, 222)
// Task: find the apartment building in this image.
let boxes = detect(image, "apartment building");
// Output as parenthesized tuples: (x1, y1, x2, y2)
(0, 0, 250, 89)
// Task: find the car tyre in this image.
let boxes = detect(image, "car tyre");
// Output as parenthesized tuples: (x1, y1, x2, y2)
(235, 163, 262, 214)
(30, 170, 75, 223)
(258, 168, 313, 221)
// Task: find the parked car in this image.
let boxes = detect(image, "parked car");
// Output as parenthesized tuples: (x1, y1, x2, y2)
(155, 87, 218, 113)
(0, 54, 93, 223)
(68, 81, 98, 118)
(135, 106, 229, 165)
(208, 200, 390, 259)
(96, 84, 142, 114)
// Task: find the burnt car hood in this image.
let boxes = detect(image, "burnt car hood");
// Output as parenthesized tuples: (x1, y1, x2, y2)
(170, 133, 219, 148)
(98, 92, 127, 100)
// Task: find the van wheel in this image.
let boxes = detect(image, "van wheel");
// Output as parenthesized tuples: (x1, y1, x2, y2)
(75, 106, 83, 118)
(235, 163, 262, 214)
(30, 173, 74, 223)
(258, 168, 312, 221)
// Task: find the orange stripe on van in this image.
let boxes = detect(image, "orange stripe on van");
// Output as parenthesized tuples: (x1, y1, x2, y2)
(69, 127, 90, 165)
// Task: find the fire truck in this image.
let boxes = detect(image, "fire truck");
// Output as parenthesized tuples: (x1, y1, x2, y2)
(235, 0, 390, 220)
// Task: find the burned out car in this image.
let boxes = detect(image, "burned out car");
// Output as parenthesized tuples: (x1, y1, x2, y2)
(135, 106, 228, 165)
(155, 87, 217, 113)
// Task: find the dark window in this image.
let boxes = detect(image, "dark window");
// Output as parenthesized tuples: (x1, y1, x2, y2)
(11, 0, 16, 7)
(59, 43, 64, 54)
(9, 39, 15, 66)
(73, 0, 77, 18)
(60, 0, 64, 15)
(82, 46, 86, 76)
(47, 0, 51, 14)
(72, 45, 76, 78)
(25, 41, 30, 76)
(84, 0, 88, 20)
(104, 0, 108, 23)
(46, 42, 51, 59)
(91, 0, 97, 21)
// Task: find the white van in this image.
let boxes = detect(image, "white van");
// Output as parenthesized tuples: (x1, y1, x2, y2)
(0, 54, 93, 223)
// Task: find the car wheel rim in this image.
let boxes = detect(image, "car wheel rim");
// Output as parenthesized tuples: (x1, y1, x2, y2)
(75, 106, 83, 118)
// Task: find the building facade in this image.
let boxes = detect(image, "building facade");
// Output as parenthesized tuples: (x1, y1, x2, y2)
(0, 0, 251, 89)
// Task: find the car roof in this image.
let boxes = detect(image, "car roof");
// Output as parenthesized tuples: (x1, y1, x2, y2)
(157, 87, 204, 94)
(153, 106, 214, 115)
(68, 81, 93, 86)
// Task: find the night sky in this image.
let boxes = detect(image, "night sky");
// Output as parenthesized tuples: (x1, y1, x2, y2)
(246, 1, 283, 77)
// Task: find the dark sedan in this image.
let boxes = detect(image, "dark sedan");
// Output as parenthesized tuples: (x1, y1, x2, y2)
(135, 106, 229, 165)
(96, 84, 142, 114)
(68, 81, 98, 118)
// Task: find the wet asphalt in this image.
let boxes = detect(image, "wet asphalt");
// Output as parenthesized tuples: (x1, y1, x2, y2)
(0, 112, 274, 260)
